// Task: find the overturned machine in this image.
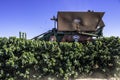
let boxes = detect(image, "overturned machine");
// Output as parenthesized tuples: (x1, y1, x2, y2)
(32, 10, 105, 42)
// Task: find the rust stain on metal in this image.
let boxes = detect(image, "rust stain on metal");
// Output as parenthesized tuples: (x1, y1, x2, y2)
(57, 11, 105, 32)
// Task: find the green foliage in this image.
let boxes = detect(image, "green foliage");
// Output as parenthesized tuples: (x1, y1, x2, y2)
(0, 37, 120, 80)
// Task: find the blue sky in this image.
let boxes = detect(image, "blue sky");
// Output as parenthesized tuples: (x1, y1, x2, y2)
(0, 0, 120, 39)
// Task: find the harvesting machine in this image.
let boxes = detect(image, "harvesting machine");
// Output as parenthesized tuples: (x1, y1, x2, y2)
(32, 10, 105, 42)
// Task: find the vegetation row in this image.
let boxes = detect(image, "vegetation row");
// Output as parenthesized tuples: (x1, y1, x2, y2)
(0, 37, 120, 80)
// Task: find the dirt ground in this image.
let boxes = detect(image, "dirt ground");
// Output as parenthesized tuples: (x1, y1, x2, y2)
(27, 69, 120, 80)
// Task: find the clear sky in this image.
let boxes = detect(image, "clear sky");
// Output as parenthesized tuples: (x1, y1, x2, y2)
(0, 0, 120, 39)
